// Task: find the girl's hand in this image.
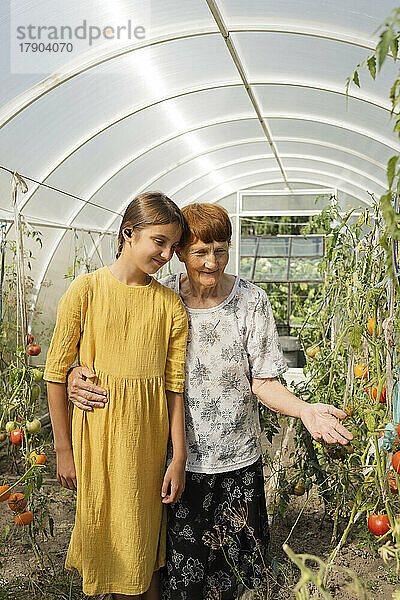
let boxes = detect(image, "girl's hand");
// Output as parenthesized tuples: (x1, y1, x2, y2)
(300, 403, 353, 445)
(56, 448, 77, 490)
(161, 459, 186, 504)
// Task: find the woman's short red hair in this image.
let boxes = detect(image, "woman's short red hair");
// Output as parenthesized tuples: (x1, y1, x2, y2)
(179, 203, 232, 248)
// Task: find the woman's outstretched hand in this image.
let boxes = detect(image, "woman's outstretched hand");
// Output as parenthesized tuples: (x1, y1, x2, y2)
(67, 366, 108, 411)
(300, 403, 353, 444)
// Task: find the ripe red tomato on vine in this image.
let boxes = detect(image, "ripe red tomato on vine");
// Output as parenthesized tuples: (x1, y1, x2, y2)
(27, 344, 41, 356)
(10, 429, 23, 446)
(367, 514, 390, 536)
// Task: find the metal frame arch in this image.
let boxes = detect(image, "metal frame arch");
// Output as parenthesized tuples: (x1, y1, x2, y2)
(274, 137, 386, 171)
(15, 77, 393, 216)
(20, 108, 395, 266)
(175, 166, 377, 206)
(156, 154, 386, 200)
(19, 102, 400, 224)
(73, 137, 387, 220)
(193, 175, 372, 207)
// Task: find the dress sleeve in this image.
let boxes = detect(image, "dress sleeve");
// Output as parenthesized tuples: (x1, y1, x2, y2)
(165, 297, 188, 393)
(44, 275, 89, 383)
(246, 290, 288, 379)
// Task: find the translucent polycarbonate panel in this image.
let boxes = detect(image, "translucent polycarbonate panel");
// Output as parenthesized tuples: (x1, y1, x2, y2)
(242, 193, 332, 213)
(34, 227, 115, 341)
(240, 237, 257, 256)
(239, 257, 252, 278)
(155, 153, 276, 197)
(147, 0, 216, 36)
(254, 257, 288, 281)
(20, 186, 90, 228)
(254, 85, 396, 150)
(219, 0, 397, 35)
(281, 157, 385, 197)
(257, 238, 290, 257)
(19, 86, 253, 224)
(145, 142, 273, 193)
(290, 257, 322, 280)
(268, 118, 397, 165)
(280, 169, 375, 206)
(291, 237, 324, 257)
(214, 193, 236, 212)
(244, 182, 327, 191)
(38, 113, 261, 216)
(231, 31, 397, 99)
(0, 34, 242, 185)
(172, 157, 280, 205)
(275, 140, 386, 185)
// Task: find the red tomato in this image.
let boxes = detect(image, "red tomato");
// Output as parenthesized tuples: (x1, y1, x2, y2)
(27, 334, 34, 345)
(0, 485, 11, 502)
(29, 451, 46, 466)
(393, 451, 400, 473)
(389, 475, 398, 494)
(14, 510, 33, 526)
(27, 344, 41, 356)
(10, 429, 23, 446)
(368, 514, 390, 536)
(8, 492, 27, 512)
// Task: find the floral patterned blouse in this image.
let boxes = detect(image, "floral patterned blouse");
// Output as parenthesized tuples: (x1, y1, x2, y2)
(161, 274, 288, 474)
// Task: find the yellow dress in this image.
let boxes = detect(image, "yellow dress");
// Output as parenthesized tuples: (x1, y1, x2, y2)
(44, 266, 188, 596)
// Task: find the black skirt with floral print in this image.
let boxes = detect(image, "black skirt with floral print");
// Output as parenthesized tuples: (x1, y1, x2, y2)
(161, 458, 269, 600)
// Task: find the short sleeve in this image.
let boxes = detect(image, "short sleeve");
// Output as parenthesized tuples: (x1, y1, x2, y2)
(44, 275, 89, 383)
(246, 291, 288, 378)
(165, 297, 188, 393)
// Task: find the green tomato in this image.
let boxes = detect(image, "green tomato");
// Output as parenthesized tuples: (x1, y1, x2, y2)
(30, 385, 40, 401)
(5, 421, 17, 434)
(26, 418, 41, 434)
(31, 369, 43, 383)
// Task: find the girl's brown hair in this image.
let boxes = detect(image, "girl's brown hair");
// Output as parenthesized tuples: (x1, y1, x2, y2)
(116, 191, 189, 258)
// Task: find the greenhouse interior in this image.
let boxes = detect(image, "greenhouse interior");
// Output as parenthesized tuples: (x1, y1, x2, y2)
(2, 1, 400, 598)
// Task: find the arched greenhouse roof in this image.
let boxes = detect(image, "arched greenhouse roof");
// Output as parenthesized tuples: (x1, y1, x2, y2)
(0, 0, 399, 328)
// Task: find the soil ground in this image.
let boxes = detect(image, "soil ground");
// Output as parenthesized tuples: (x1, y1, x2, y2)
(1, 438, 400, 600)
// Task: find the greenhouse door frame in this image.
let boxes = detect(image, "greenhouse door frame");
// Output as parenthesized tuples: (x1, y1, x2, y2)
(233, 188, 336, 276)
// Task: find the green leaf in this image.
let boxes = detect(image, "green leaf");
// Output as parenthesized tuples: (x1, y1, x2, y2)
(356, 212, 365, 228)
(365, 413, 376, 432)
(348, 324, 363, 350)
(367, 55, 376, 79)
(377, 29, 394, 70)
(390, 35, 399, 61)
(353, 69, 360, 88)
(387, 155, 399, 188)
(24, 480, 34, 500)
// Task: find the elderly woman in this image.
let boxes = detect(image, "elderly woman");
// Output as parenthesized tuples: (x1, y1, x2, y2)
(67, 203, 352, 600)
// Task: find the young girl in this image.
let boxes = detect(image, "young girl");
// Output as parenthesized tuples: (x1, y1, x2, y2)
(44, 191, 189, 600)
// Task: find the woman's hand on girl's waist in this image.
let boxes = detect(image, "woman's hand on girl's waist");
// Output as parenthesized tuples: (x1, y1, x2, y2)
(68, 366, 108, 412)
